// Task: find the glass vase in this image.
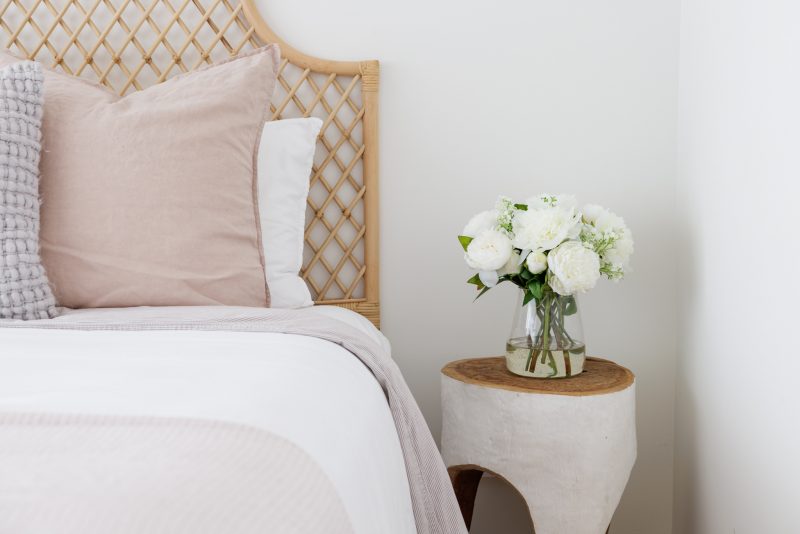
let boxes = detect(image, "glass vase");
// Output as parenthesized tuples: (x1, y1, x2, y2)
(505, 290, 586, 378)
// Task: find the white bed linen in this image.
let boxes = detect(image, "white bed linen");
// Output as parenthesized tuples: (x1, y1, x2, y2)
(0, 306, 416, 534)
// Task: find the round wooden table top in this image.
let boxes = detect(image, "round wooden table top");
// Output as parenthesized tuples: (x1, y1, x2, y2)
(442, 357, 634, 396)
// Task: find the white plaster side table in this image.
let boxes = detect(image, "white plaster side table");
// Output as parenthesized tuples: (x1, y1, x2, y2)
(441, 357, 636, 533)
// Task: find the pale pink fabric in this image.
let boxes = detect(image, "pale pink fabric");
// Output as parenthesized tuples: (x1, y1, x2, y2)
(0, 47, 279, 308)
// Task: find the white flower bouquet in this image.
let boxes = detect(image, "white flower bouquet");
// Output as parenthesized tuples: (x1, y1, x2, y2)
(459, 194, 633, 377)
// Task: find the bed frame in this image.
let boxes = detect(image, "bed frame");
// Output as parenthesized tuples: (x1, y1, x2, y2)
(0, 0, 381, 326)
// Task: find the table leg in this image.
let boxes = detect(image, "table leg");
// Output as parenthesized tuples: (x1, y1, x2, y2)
(448, 466, 484, 530)
(449, 464, 613, 533)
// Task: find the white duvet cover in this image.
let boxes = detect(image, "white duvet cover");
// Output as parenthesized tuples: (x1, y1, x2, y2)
(0, 306, 416, 534)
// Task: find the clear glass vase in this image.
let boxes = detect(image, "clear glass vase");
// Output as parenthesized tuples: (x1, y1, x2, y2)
(505, 290, 586, 378)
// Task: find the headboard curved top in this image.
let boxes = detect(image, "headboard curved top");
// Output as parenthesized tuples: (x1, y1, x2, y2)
(0, 0, 380, 326)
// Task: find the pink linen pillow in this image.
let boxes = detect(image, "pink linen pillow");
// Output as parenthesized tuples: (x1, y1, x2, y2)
(0, 46, 279, 308)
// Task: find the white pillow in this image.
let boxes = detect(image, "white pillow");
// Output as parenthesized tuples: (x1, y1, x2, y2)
(258, 117, 323, 308)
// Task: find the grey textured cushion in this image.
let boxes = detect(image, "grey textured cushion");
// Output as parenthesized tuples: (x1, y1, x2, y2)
(0, 61, 57, 319)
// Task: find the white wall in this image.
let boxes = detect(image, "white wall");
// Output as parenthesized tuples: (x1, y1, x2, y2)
(675, 1, 800, 532)
(255, 1, 680, 532)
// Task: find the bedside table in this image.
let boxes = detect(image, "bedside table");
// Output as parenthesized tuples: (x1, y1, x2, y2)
(441, 357, 636, 534)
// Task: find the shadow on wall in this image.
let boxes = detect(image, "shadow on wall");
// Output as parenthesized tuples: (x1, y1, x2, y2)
(673, 367, 700, 532)
(673, 209, 698, 533)
(471, 477, 532, 534)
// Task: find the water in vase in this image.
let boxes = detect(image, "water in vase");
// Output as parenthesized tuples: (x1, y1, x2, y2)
(505, 337, 586, 378)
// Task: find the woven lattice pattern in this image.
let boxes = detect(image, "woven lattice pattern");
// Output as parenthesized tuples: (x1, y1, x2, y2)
(0, 0, 378, 323)
(270, 59, 366, 305)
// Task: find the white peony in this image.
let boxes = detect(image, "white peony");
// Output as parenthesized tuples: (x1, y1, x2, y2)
(511, 206, 581, 252)
(525, 251, 548, 274)
(499, 250, 522, 277)
(581, 203, 606, 224)
(594, 210, 627, 234)
(478, 270, 499, 288)
(462, 210, 498, 238)
(465, 229, 513, 272)
(580, 204, 634, 279)
(603, 229, 634, 268)
(547, 241, 601, 295)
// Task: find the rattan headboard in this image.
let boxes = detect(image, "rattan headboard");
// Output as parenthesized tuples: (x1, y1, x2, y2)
(0, 0, 381, 326)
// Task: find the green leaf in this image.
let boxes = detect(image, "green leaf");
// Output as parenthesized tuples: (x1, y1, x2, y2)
(522, 290, 536, 306)
(563, 296, 578, 315)
(466, 273, 485, 289)
(458, 235, 473, 251)
(474, 286, 491, 301)
(514, 203, 528, 211)
(527, 280, 543, 300)
(520, 268, 533, 281)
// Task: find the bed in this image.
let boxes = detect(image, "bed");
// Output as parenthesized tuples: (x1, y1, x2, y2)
(0, 306, 417, 533)
(0, 2, 465, 533)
